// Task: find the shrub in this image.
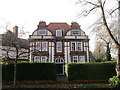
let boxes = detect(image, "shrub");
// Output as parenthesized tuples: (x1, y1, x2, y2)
(109, 76, 120, 88)
(67, 62, 116, 81)
(3, 63, 56, 82)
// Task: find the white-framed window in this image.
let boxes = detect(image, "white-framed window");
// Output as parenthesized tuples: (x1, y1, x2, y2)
(56, 30, 62, 36)
(55, 58, 64, 63)
(41, 56, 47, 62)
(73, 56, 78, 63)
(72, 30, 80, 35)
(38, 29, 46, 35)
(84, 42, 88, 51)
(36, 42, 41, 51)
(77, 42, 83, 51)
(71, 42, 76, 51)
(34, 56, 40, 62)
(42, 42, 48, 51)
(80, 56, 85, 63)
(56, 42, 62, 52)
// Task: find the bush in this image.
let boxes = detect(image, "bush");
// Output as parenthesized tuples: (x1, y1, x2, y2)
(67, 62, 116, 81)
(109, 76, 120, 88)
(3, 63, 56, 82)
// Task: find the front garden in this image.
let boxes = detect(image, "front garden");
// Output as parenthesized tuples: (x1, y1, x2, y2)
(1, 61, 120, 90)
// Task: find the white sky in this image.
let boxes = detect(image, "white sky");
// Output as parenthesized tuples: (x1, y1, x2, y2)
(0, 0, 117, 51)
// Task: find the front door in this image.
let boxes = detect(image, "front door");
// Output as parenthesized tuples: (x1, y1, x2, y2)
(56, 64, 63, 75)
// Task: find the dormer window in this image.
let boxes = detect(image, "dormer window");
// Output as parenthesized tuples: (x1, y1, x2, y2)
(38, 29, 46, 35)
(72, 29, 80, 35)
(56, 30, 62, 36)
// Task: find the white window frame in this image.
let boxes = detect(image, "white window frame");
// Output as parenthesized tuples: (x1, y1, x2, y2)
(77, 42, 83, 51)
(80, 56, 85, 63)
(72, 30, 80, 35)
(55, 58, 64, 63)
(84, 42, 88, 51)
(42, 42, 48, 51)
(71, 42, 76, 51)
(34, 56, 40, 62)
(36, 42, 41, 51)
(56, 30, 62, 36)
(56, 42, 62, 52)
(38, 29, 46, 35)
(41, 56, 47, 62)
(73, 56, 78, 63)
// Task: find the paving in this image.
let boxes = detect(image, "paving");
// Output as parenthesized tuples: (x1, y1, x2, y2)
(56, 75, 68, 83)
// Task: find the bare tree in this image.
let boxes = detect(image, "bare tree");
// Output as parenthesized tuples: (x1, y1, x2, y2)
(77, 0, 120, 78)
(1, 26, 29, 86)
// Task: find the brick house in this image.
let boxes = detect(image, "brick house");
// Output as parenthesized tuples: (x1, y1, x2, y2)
(29, 21, 90, 75)
(0, 26, 29, 61)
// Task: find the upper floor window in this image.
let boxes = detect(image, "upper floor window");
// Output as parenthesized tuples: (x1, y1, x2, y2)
(77, 42, 83, 51)
(36, 42, 41, 51)
(71, 42, 76, 51)
(38, 29, 46, 35)
(56, 42, 62, 52)
(56, 30, 62, 36)
(42, 42, 48, 51)
(72, 30, 80, 35)
(36, 42, 48, 51)
(71, 42, 83, 51)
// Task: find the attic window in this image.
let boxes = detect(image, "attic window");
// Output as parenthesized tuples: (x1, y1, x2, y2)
(38, 29, 46, 35)
(56, 30, 62, 36)
(72, 30, 80, 35)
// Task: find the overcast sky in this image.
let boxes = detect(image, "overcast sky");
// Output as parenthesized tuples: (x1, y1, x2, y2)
(0, 0, 117, 51)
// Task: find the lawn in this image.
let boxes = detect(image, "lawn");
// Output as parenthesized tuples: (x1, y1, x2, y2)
(2, 83, 112, 89)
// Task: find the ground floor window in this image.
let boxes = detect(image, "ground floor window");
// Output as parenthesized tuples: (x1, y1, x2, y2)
(34, 56, 47, 62)
(73, 56, 78, 63)
(80, 56, 85, 63)
(72, 56, 85, 63)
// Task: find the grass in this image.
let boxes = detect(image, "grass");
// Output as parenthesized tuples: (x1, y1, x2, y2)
(3, 83, 112, 89)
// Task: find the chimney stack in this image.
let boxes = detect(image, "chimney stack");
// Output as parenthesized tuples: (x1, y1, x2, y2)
(13, 26, 18, 37)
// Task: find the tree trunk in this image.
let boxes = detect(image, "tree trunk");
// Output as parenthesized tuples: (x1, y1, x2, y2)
(13, 59, 17, 86)
(116, 45, 120, 79)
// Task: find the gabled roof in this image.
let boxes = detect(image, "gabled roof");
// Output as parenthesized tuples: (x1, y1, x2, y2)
(47, 23, 71, 35)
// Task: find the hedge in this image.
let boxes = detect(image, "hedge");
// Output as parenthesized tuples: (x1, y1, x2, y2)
(2, 63, 56, 82)
(67, 62, 116, 81)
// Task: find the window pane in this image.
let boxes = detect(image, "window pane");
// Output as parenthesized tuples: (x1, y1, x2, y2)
(42, 42, 47, 51)
(73, 56, 78, 63)
(38, 30, 46, 35)
(80, 56, 85, 63)
(36, 42, 41, 51)
(71, 42, 76, 51)
(78, 42, 82, 51)
(57, 42, 62, 52)
(56, 30, 62, 36)
(72, 30, 80, 35)
(41, 56, 47, 62)
(34, 56, 40, 62)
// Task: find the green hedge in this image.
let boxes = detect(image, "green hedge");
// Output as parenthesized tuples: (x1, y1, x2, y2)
(67, 62, 116, 81)
(2, 63, 56, 82)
